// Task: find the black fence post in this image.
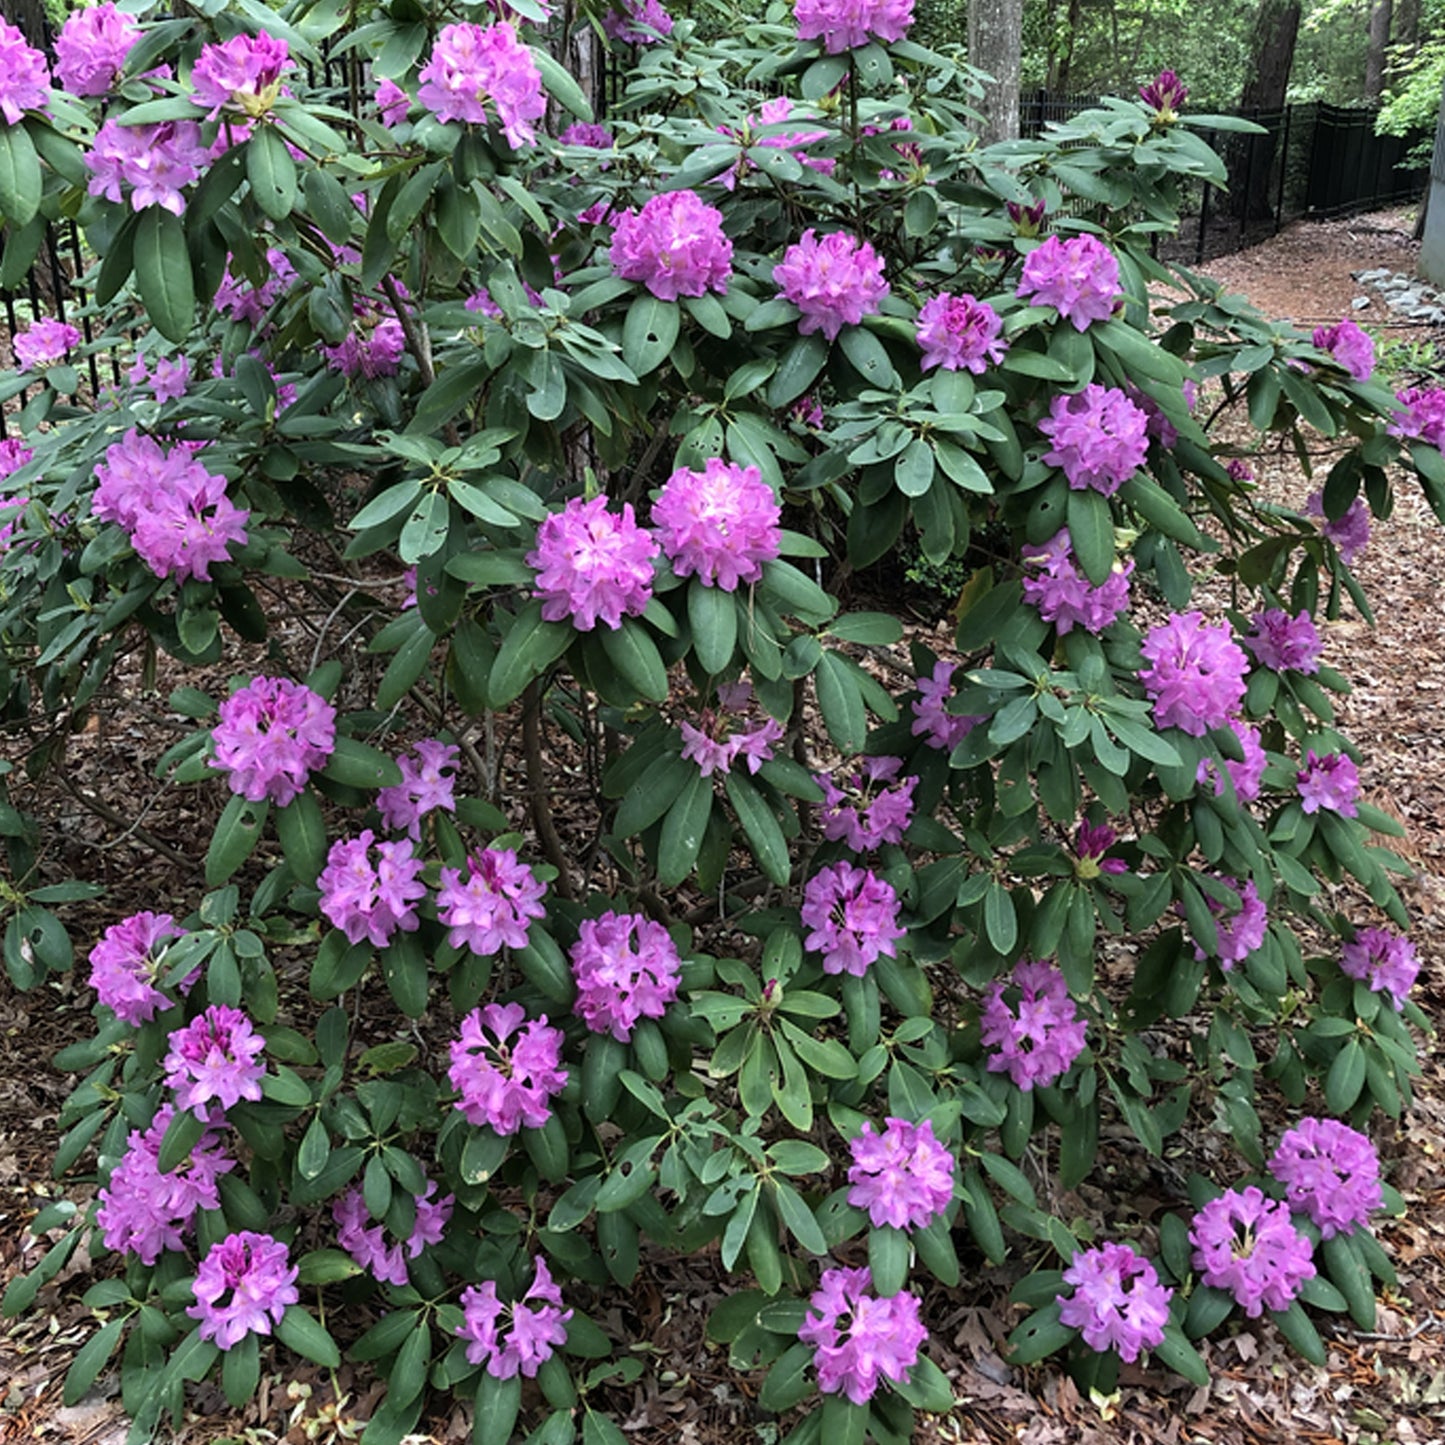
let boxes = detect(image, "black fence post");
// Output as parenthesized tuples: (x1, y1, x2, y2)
(1275, 105, 1293, 233)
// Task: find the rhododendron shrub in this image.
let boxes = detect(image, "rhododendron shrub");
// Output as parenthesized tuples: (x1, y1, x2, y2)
(0, 5, 1434, 1441)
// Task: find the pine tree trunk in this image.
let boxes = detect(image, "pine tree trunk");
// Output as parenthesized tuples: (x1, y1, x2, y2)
(0, 0, 50, 44)
(1365, 0, 1393, 104)
(1395, 0, 1421, 52)
(967, 0, 1024, 145)
(1239, 0, 1302, 113)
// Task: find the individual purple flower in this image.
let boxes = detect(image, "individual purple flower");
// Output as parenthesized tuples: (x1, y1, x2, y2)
(13, 319, 81, 372)
(1138, 611, 1249, 736)
(377, 738, 460, 839)
(457, 1257, 572, 1379)
(318, 830, 427, 948)
(417, 22, 546, 148)
(1038, 384, 1150, 496)
(603, 0, 674, 43)
(915, 293, 1007, 374)
(89, 911, 194, 1026)
(911, 660, 985, 751)
(526, 495, 657, 631)
(1312, 318, 1374, 382)
(561, 121, 613, 148)
(1189, 1186, 1316, 1317)
(774, 229, 890, 341)
(437, 847, 547, 955)
(1389, 386, 1445, 448)
(570, 910, 681, 1042)
(1270, 1118, 1382, 1239)
(1340, 926, 1419, 1008)
(449, 1002, 568, 1134)
(322, 317, 406, 379)
(209, 676, 336, 807)
(334, 1177, 455, 1286)
(0, 437, 32, 478)
(718, 96, 834, 190)
(1190, 874, 1267, 970)
(163, 1005, 267, 1117)
(1196, 717, 1267, 803)
(847, 1118, 955, 1230)
(652, 458, 780, 588)
(188, 1231, 300, 1350)
(1305, 489, 1370, 563)
(1297, 750, 1359, 817)
(214, 248, 297, 325)
(144, 355, 192, 402)
(816, 756, 918, 851)
(1057, 1243, 1173, 1362)
(1138, 70, 1188, 118)
(793, 0, 915, 53)
(190, 31, 291, 118)
(1226, 458, 1256, 482)
(55, 4, 138, 96)
(1073, 820, 1128, 879)
(0, 20, 50, 124)
(1016, 234, 1122, 331)
(799, 1267, 927, 1405)
(610, 189, 732, 301)
(979, 959, 1087, 1091)
(376, 77, 410, 127)
(96, 1104, 234, 1265)
(730, 715, 785, 773)
(1021, 530, 1133, 634)
(802, 862, 906, 977)
(1246, 608, 1321, 674)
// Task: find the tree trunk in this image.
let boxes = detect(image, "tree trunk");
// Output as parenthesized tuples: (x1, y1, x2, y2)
(1394, 0, 1421, 52)
(1054, 0, 1083, 93)
(1239, 0, 1302, 113)
(0, 0, 50, 44)
(968, 0, 1025, 145)
(1365, 0, 1393, 104)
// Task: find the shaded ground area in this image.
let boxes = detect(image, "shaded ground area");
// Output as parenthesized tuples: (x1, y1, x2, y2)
(3, 209, 1445, 1445)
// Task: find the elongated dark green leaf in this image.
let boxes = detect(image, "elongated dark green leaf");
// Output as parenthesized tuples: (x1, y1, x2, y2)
(247, 125, 297, 222)
(134, 207, 194, 343)
(0, 122, 42, 227)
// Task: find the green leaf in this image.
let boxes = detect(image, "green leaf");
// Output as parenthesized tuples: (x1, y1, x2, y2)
(398, 490, 450, 564)
(724, 773, 790, 886)
(766, 333, 829, 408)
(533, 47, 594, 121)
(489, 602, 574, 707)
(622, 294, 680, 376)
(868, 1224, 911, 1297)
(64, 1318, 126, 1406)
(892, 1352, 955, 1413)
(205, 793, 268, 887)
(276, 1307, 341, 1368)
(758, 1341, 813, 1412)
(1153, 1323, 1209, 1385)
(1269, 1300, 1326, 1365)
(473, 1374, 521, 1445)
(275, 790, 327, 885)
(0, 123, 42, 227)
(134, 207, 194, 344)
(1066, 487, 1115, 586)
(600, 618, 669, 701)
(1325, 1038, 1366, 1113)
(247, 125, 297, 222)
(688, 581, 737, 675)
(657, 771, 713, 889)
(983, 880, 1017, 954)
(322, 737, 405, 791)
(815, 651, 865, 753)
(1321, 1232, 1376, 1331)
(221, 1332, 260, 1409)
(1006, 1300, 1075, 1365)
(839, 325, 898, 388)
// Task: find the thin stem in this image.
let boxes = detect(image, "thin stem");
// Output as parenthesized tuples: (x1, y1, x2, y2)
(522, 680, 576, 900)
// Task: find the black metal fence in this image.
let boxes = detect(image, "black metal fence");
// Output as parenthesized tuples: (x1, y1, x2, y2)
(1021, 90, 1429, 265)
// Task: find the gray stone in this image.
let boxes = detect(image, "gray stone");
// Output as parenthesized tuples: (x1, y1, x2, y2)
(1352, 296, 1372, 310)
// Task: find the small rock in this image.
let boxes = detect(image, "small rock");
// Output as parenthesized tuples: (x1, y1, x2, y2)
(1352, 296, 1372, 310)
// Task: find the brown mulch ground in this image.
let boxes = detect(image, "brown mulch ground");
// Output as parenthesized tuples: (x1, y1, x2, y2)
(3, 208, 1445, 1445)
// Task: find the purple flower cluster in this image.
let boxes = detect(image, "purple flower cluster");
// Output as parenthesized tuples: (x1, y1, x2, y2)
(1139, 70, 1188, 117)
(1189, 1186, 1315, 1317)
(437, 848, 547, 955)
(0, 20, 50, 125)
(1138, 611, 1249, 736)
(1017, 234, 1121, 331)
(1305, 489, 1371, 563)
(13, 319, 80, 371)
(847, 1117, 954, 1230)
(1196, 717, 1267, 803)
(1390, 386, 1445, 448)
(92, 429, 249, 582)
(718, 97, 834, 191)
(457, 1258, 572, 1379)
(188, 1231, 300, 1350)
(1269, 1118, 1382, 1239)
(570, 911, 681, 1041)
(89, 910, 194, 1026)
(334, 1179, 454, 1286)
(1022, 530, 1132, 634)
(799, 1267, 927, 1405)
(90, 116, 209, 218)
(376, 77, 409, 127)
(911, 660, 984, 752)
(318, 831, 426, 947)
(377, 738, 459, 839)
(209, 676, 337, 807)
(322, 317, 406, 380)
(610, 189, 733, 301)
(680, 681, 784, 777)
(979, 959, 1087, 1091)
(1191, 875, 1267, 970)
(55, 3, 138, 96)
(915, 293, 1007, 374)
(1246, 608, 1321, 674)
(417, 22, 546, 148)
(653, 458, 780, 588)
(1038, 384, 1150, 496)
(817, 756, 918, 851)
(801, 862, 906, 977)
(1340, 926, 1419, 1008)
(1313, 318, 1375, 382)
(1297, 750, 1360, 817)
(449, 1003, 568, 1134)
(164, 1005, 267, 1117)
(96, 1105, 234, 1264)
(603, 0, 675, 45)
(527, 495, 658, 631)
(775, 230, 890, 341)
(561, 121, 614, 149)
(793, 0, 915, 53)
(215, 248, 297, 326)
(130, 353, 192, 402)
(190, 31, 290, 118)
(1057, 1243, 1172, 1362)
